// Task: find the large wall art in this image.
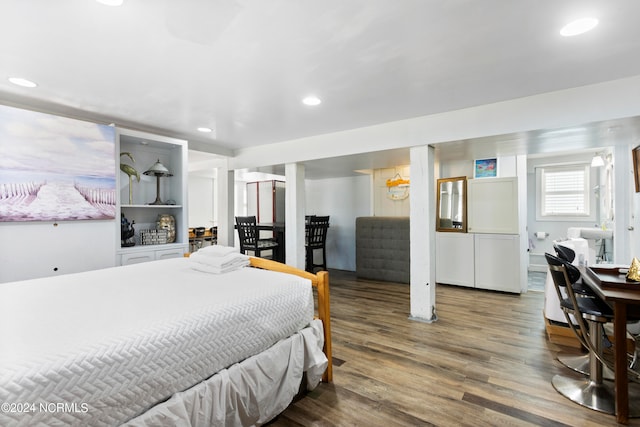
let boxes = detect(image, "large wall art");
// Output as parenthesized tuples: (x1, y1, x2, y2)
(0, 105, 116, 222)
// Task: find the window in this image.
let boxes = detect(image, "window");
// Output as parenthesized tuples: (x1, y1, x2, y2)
(536, 164, 592, 220)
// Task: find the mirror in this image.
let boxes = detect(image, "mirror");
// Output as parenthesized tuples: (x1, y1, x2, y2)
(436, 176, 467, 232)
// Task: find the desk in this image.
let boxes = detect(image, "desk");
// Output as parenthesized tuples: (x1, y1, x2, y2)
(581, 266, 640, 424)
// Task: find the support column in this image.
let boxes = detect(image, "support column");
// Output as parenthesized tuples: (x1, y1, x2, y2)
(215, 162, 235, 247)
(285, 163, 305, 269)
(613, 145, 631, 263)
(409, 145, 437, 322)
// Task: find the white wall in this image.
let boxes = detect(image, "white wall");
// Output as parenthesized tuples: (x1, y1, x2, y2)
(305, 175, 371, 271)
(373, 166, 410, 216)
(526, 152, 603, 270)
(0, 220, 116, 283)
(188, 176, 215, 228)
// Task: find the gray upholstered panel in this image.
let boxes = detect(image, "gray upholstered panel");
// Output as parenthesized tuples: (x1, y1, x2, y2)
(355, 216, 410, 284)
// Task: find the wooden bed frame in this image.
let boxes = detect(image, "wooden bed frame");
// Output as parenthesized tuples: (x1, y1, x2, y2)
(249, 256, 333, 382)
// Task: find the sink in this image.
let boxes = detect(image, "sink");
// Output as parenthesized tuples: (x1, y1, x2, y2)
(567, 227, 613, 240)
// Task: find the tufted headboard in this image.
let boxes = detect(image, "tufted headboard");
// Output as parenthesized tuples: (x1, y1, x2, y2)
(355, 216, 410, 284)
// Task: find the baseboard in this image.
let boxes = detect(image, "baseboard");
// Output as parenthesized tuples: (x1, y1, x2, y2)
(528, 264, 548, 273)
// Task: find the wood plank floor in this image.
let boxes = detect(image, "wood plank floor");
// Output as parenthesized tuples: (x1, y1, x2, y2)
(270, 269, 640, 426)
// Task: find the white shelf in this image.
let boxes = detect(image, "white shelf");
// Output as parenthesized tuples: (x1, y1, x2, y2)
(117, 128, 188, 265)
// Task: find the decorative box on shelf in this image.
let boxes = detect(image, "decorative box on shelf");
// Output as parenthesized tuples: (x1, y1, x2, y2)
(140, 229, 169, 245)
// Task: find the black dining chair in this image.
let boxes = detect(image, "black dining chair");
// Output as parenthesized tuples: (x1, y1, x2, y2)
(551, 243, 606, 378)
(545, 253, 618, 415)
(235, 216, 279, 259)
(305, 215, 330, 273)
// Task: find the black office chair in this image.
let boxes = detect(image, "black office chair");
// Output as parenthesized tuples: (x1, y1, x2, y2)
(552, 243, 607, 378)
(553, 243, 576, 263)
(235, 216, 278, 259)
(546, 253, 618, 415)
(205, 226, 217, 246)
(552, 243, 595, 296)
(305, 215, 329, 273)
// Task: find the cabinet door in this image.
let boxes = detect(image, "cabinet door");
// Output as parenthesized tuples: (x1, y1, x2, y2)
(468, 177, 518, 234)
(435, 232, 475, 287)
(155, 247, 186, 261)
(121, 251, 155, 265)
(474, 234, 521, 293)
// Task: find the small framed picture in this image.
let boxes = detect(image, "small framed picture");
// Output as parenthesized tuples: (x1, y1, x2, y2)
(474, 158, 498, 178)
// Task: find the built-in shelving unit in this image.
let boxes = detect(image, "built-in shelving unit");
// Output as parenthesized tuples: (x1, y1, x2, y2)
(116, 128, 188, 265)
(435, 176, 524, 294)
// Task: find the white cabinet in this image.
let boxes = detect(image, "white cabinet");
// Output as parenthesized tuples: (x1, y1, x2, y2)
(436, 232, 522, 293)
(474, 233, 521, 293)
(467, 177, 518, 234)
(116, 129, 189, 266)
(155, 247, 186, 261)
(118, 245, 186, 265)
(120, 251, 155, 266)
(435, 233, 475, 287)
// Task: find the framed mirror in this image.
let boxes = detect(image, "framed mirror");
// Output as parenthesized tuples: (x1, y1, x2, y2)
(436, 176, 467, 232)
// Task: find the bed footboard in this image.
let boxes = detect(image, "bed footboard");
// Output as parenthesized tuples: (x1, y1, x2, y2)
(249, 257, 332, 382)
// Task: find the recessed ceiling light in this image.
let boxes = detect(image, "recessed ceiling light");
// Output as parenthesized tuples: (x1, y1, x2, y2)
(560, 17, 598, 37)
(302, 95, 322, 106)
(197, 127, 213, 133)
(8, 77, 37, 88)
(96, 0, 124, 6)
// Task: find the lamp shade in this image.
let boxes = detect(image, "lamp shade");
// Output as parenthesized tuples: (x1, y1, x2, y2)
(143, 159, 173, 177)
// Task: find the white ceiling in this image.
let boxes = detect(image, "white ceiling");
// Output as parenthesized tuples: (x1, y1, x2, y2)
(3, 0, 640, 177)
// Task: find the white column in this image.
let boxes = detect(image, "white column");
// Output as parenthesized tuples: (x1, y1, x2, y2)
(516, 154, 529, 293)
(409, 145, 437, 322)
(285, 163, 305, 269)
(614, 144, 631, 264)
(215, 162, 235, 247)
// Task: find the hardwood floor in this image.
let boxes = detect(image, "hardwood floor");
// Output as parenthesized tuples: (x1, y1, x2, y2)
(270, 269, 640, 426)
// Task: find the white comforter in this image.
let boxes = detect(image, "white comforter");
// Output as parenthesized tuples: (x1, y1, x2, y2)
(0, 257, 318, 426)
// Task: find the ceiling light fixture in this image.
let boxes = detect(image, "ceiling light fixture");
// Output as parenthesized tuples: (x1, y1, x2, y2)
(197, 127, 213, 133)
(302, 95, 322, 106)
(560, 17, 598, 37)
(591, 153, 605, 167)
(8, 77, 37, 88)
(96, 0, 124, 6)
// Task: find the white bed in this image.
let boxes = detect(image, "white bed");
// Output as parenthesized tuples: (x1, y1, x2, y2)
(0, 256, 332, 426)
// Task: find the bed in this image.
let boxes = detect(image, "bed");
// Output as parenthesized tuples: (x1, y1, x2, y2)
(0, 253, 332, 426)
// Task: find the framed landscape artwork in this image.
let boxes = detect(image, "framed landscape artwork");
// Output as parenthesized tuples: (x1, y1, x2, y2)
(0, 105, 116, 222)
(474, 158, 498, 179)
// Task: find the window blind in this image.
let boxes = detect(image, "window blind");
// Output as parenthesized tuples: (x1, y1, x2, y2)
(540, 165, 589, 217)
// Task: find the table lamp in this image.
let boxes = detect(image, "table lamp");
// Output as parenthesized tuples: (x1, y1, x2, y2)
(143, 159, 173, 205)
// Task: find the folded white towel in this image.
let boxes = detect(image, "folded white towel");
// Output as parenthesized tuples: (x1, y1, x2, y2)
(190, 251, 249, 274)
(196, 245, 239, 258)
(190, 258, 250, 274)
(191, 251, 247, 267)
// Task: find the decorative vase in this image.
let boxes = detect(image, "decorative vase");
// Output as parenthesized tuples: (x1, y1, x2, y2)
(121, 215, 136, 247)
(157, 214, 176, 243)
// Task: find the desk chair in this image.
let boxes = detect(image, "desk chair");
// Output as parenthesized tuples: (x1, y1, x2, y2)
(235, 216, 278, 259)
(189, 227, 207, 252)
(205, 226, 217, 246)
(546, 253, 617, 415)
(305, 215, 330, 273)
(551, 243, 611, 378)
